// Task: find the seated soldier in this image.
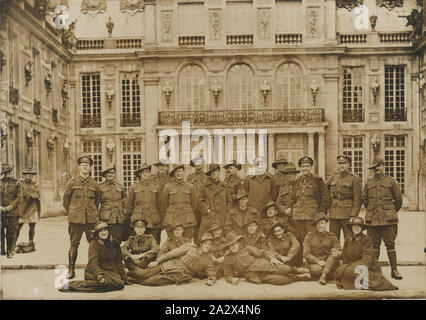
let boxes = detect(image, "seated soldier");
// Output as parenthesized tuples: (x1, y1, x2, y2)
(121, 219, 159, 270)
(157, 221, 190, 258)
(268, 221, 301, 268)
(241, 216, 268, 250)
(260, 201, 296, 236)
(127, 233, 217, 286)
(304, 212, 342, 285)
(207, 221, 227, 278)
(222, 232, 310, 286)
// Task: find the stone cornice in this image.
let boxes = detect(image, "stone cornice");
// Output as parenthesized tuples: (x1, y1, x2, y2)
(6, 3, 72, 61)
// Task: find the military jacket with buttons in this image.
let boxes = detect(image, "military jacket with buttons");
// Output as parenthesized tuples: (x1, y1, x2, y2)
(187, 170, 207, 190)
(327, 171, 362, 219)
(198, 177, 228, 237)
(244, 173, 278, 212)
(290, 173, 331, 221)
(99, 180, 126, 224)
(223, 204, 260, 236)
(273, 172, 290, 190)
(1, 176, 20, 216)
(268, 232, 300, 261)
(121, 234, 159, 261)
(63, 175, 100, 224)
(362, 173, 402, 226)
(303, 230, 342, 264)
(276, 181, 296, 215)
(150, 173, 170, 194)
(242, 230, 268, 250)
(159, 179, 198, 229)
(158, 236, 190, 258)
(224, 174, 244, 208)
(125, 179, 160, 228)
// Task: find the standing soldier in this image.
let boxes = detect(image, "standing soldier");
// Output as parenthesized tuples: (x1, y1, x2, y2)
(327, 155, 362, 242)
(151, 160, 170, 195)
(0, 163, 20, 258)
(16, 169, 41, 250)
(198, 164, 227, 240)
(125, 163, 161, 244)
(223, 160, 244, 209)
(272, 156, 289, 189)
(98, 165, 127, 242)
(187, 156, 207, 242)
(160, 164, 198, 240)
(290, 156, 331, 266)
(63, 156, 100, 279)
(362, 156, 403, 280)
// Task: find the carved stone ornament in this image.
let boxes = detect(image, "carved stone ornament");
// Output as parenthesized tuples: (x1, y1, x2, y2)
(120, 0, 145, 16)
(370, 134, 380, 154)
(260, 80, 271, 106)
(308, 8, 319, 39)
(61, 20, 77, 50)
(258, 9, 270, 39)
(25, 61, 33, 87)
(45, 73, 52, 94)
(26, 129, 34, 148)
(162, 81, 173, 108)
(106, 84, 115, 109)
(377, 0, 403, 11)
(211, 80, 222, 107)
(336, 0, 364, 11)
(106, 16, 114, 36)
(63, 138, 70, 155)
(62, 81, 68, 107)
(81, 0, 107, 16)
(161, 11, 173, 42)
(1, 119, 8, 144)
(370, 15, 377, 30)
(0, 49, 6, 73)
(210, 10, 221, 40)
(47, 134, 58, 152)
(9, 86, 19, 106)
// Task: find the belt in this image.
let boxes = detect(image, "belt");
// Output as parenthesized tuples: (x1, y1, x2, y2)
(332, 194, 353, 201)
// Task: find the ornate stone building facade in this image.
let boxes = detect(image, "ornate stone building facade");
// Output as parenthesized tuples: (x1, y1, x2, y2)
(1, 0, 425, 211)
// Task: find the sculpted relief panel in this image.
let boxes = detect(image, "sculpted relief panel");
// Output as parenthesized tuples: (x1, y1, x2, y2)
(257, 8, 270, 39)
(162, 11, 173, 42)
(209, 10, 222, 40)
(81, 0, 107, 16)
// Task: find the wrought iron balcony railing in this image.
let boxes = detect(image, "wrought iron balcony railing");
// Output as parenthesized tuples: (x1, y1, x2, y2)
(385, 108, 407, 122)
(343, 109, 365, 123)
(121, 112, 141, 127)
(81, 114, 101, 128)
(159, 109, 325, 126)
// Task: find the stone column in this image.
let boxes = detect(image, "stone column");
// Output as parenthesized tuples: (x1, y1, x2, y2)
(323, 73, 339, 177)
(144, 0, 157, 47)
(308, 132, 315, 159)
(318, 132, 326, 179)
(268, 133, 275, 175)
(143, 77, 160, 163)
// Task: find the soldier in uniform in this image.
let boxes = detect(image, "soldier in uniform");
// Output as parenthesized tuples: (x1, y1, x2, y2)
(127, 233, 217, 286)
(362, 156, 403, 280)
(223, 160, 244, 209)
(16, 169, 41, 249)
(122, 219, 159, 271)
(222, 232, 311, 285)
(63, 156, 100, 279)
(159, 164, 198, 240)
(290, 156, 332, 266)
(198, 164, 228, 240)
(272, 156, 289, 189)
(125, 163, 161, 244)
(151, 160, 170, 198)
(157, 221, 190, 258)
(187, 156, 207, 243)
(267, 221, 301, 267)
(241, 216, 268, 250)
(327, 155, 362, 242)
(303, 212, 342, 285)
(0, 163, 20, 258)
(259, 201, 293, 235)
(98, 165, 127, 242)
(207, 221, 227, 278)
(223, 189, 260, 236)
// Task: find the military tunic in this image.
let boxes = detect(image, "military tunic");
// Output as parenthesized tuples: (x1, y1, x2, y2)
(187, 169, 207, 190)
(158, 236, 190, 258)
(244, 173, 278, 212)
(198, 177, 228, 239)
(242, 230, 268, 250)
(223, 204, 260, 236)
(1, 176, 20, 254)
(17, 179, 41, 224)
(150, 173, 170, 194)
(99, 180, 126, 241)
(327, 171, 362, 240)
(224, 174, 244, 208)
(303, 230, 342, 279)
(121, 234, 159, 269)
(268, 232, 300, 266)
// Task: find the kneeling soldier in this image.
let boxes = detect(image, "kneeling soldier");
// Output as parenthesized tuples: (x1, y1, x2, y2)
(268, 221, 301, 267)
(121, 219, 159, 270)
(304, 212, 342, 285)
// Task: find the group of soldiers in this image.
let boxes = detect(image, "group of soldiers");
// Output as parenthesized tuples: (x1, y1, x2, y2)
(59, 151, 403, 286)
(1, 164, 41, 258)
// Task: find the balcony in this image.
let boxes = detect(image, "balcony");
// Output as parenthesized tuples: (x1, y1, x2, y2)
(178, 36, 205, 48)
(77, 40, 105, 50)
(76, 38, 144, 50)
(343, 109, 365, 123)
(121, 112, 141, 127)
(379, 32, 412, 44)
(226, 34, 253, 46)
(81, 114, 101, 128)
(275, 33, 302, 45)
(338, 33, 367, 45)
(115, 38, 143, 49)
(159, 109, 325, 126)
(385, 108, 407, 122)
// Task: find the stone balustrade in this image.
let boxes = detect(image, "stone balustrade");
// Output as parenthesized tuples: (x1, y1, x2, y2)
(275, 33, 303, 45)
(178, 36, 205, 47)
(226, 34, 254, 46)
(115, 38, 143, 49)
(338, 33, 367, 45)
(379, 32, 412, 44)
(76, 39, 105, 50)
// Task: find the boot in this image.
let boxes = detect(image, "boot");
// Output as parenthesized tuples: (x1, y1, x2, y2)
(67, 248, 78, 279)
(387, 250, 402, 280)
(294, 273, 311, 281)
(373, 248, 380, 261)
(318, 273, 327, 285)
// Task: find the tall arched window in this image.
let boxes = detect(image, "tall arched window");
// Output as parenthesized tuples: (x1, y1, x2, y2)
(228, 64, 254, 110)
(276, 63, 302, 109)
(179, 64, 206, 111)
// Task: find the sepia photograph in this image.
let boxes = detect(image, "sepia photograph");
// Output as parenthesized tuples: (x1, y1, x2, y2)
(0, 0, 425, 305)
